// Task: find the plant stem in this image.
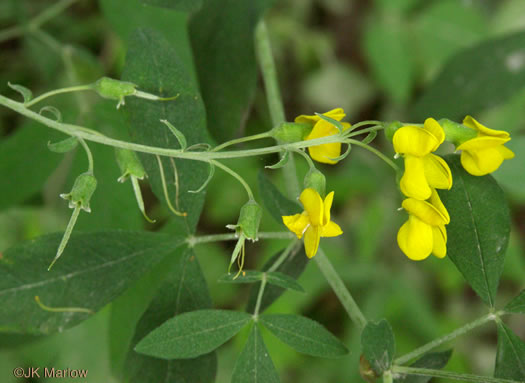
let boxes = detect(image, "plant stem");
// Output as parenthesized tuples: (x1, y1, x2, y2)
(25, 85, 94, 108)
(187, 232, 295, 246)
(267, 239, 299, 273)
(314, 249, 367, 330)
(253, 273, 268, 318)
(211, 132, 272, 152)
(347, 138, 400, 173)
(394, 312, 500, 365)
(211, 160, 254, 200)
(391, 366, 522, 383)
(78, 138, 93, 173)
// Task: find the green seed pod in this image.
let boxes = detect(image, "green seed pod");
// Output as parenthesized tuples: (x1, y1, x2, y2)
(383, 121, 403, 142)
(60, 172, 97, 212)
(93, 77, 137, 101)
(115, 148, 146, 182)
(270, 122, 312, 143)
(304, 168, 326, 197)
(439, 118, 478, 147)
(236, 200, 262, 241)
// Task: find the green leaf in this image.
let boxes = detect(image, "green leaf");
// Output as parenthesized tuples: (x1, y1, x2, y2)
(505, 290, 525, 314)
(246, 245, 308, 313)
(395, 350, 452, 383)
(219, 271, 304, 292)
(438, 155, 511, 307)
(124, 249, 217, 382)
(495, 322, 525, 380)
(219, 271, 264, 284)
(257, 171, 301, 224)
(7, 82, 32, 103)
(135, 309, 252, 359)
(47, 136, 78, 153)
(189, 0, 276, 142)
(122, 28, 210, 232)
(363, 15, 414, 104)
(39, 106, 62, 122)
(412, 31, 525, 121)
(0, 231, 184, 334)
(315, 112, 344, 133)
(0, 122, 63, 211)
(361, 319, 395, 375)
(231, 325, 280, 383)
(267, 271, 305, 293)
(259, 314, 348, 358)
(265, 151, 290, 170)
(160, 119, 187, 150)
(141, 0, 203, 13)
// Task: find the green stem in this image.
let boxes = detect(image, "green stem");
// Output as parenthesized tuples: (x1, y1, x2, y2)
(253, 273, 268, 318)
(293, 148, 316, 170)
(0, 0, 79, 43)
(187, 232, 295, 246)
(211, 160, 254, 200)
(78, 138, 94, 173)
(394, 312, 500, 365)
(346, 125, 384, 139)
(314, 249, 367, 330)
(391, 366, 522, 383)
(211, 132, 272, 152)
(268, 239, 300, 273)
(347, 138, 400, 173)
(25, 85, 94, 108)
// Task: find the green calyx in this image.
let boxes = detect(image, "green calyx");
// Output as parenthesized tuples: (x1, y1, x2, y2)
(232, 200, 262, 241)
(94, 77, 137, 103)
(383, 121, 403, 142)
(115, 148, 146, 182)
(60, 172, 97, 213)
(438, 118, 478, 147)
(270, 122, 312, 143)
(304, 168, 326, 197)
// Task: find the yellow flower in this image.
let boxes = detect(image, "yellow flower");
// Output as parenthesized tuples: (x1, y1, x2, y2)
(282, 188, 343, 258)
(295, 108, 351, 165)
(397, 189, 450, 261)
(393, 118, 452, 200)
(456, 116, 515, 176)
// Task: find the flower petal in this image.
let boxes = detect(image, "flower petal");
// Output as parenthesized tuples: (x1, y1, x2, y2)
(457, 136, 510, 151)
(400, 156, 432, 200)
(422, 118, 445, 150)
(282, 213, 310, 239)
(423, 154, 452, 190)
(497, 144, 515, 160)
(402, 198, 448, 226)
(323, 191, 334, 225)
(393, 126, 439, 157)
(460, 147, 505, 176)
(432, 225, 447, 259)
(308, 143, 341, 164)
(463, 116, 509, 139)
(299, 188, 323, 226)
(321, 221, 343, 237)
(295, 108, 346, 125)
(304, 225, 321, 258)
(397, 215, 433, 261)
(429, 188, 450, 224)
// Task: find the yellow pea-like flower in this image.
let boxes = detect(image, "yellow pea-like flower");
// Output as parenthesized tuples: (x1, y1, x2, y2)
(456, 116, 515, 176)
(295, 108, 351, 165)
(282, 188, 343, 258)
(393, 118, 452, 200)
(397, 189, 450, 261)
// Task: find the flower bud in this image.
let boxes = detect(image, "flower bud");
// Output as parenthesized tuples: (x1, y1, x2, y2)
(94, 77, 137, 102)
(115, 148, 146, 182)
(270, 122, 312, 143)
(235, 200, 262, 241)
(304, 168, 326, 197)
(60, 172, 97, 212)
(383, 121, 403, 142)
(438, 118, 478, 147)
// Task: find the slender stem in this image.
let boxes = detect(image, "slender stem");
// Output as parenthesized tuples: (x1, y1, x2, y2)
(391, 366, 522, 383)
(35, 296, 94, 314)
(346, 120, 383, 133)
(394, 312, 500, 365)
(347, 138, 400, 172)
(253, 274, 268, 318)
(346, 125, 384, 139)
(187, 232, 295, 246)
(211, 132, 272, 152)
(156, 155, 186, 217)
(78, 138, 93, 173)
(211, 160, 254, 200)
(268, 239, 299, 273)
(314, 249, 367, 330)
(293, 148, 316, 170)
(25, 84, 94, 108)
(0, 0, 80, 43)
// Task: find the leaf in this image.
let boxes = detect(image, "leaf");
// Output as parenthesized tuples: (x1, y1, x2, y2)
(188, 162, 215, 194)
(257, 171, 301, 224)
(135, 309, 252, 359)
(259, 314, 348, 358)
(505, 290, 525, 314)
(246, 244, 308, 313)
(438, 155, 511, 307)
(219, 271, 304, 292)
(47, 136, 78, 153)
(189, 0, 276, 142)
(141, 0, 203, 13)
(160, 119, 187, 150)
(315, 112, 345, 133)
(0, 231, 184, 334)
(231, 325, 280, 383)
(7, 82, 33, 103)
(218, 271, 264, 284)
(495, 322, 525, 380)
(122, 28, 210, 232)
(123, 249, 217, 382)
(362, 130, 377, 145)
(266, 272, 305, 293)
(361, 319, 395, 375)
(412, 31, 525, 121)
(395, 350, 452, 383)
(39, 106, 62, 122)
(265, 151, 289, 170)
(0, 122, 63, 211)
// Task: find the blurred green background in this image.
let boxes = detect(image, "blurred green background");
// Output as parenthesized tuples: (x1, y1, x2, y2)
(0, 0, 524, 382)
